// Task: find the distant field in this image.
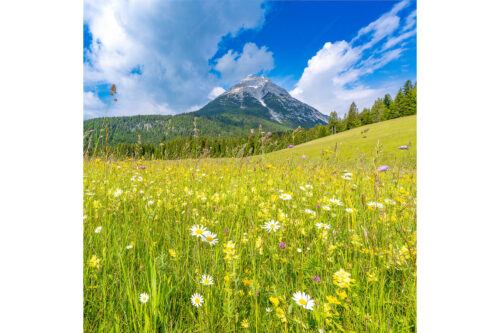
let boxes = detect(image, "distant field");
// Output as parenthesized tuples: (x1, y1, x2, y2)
(84, 116, 416, 332)
(262, 115, 416, 166)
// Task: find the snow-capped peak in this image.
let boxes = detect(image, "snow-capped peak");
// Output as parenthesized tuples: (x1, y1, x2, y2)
(223, 74, 289, 102)
(205, 74, 329, 127)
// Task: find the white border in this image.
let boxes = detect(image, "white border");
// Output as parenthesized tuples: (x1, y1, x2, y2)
(418, 0, 500, 331)
(0, 0, 83, 331)
(1, 0, 500, 331)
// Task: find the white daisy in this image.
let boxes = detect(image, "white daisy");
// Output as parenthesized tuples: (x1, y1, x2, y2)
(261, 220, 281, 233)
(266, 307, 272, 312)
(322, 205, 331, 211)
(200, 274, 214, 286)
(297, 248, 302, 253)
(94, 226, 102, 234)
(345, 208, 355, 213)
(304, 209, 317, 217)
(315, 223, 331, 229)
(279, 193, 292, 200)
(292, 291, 315, 310)
(367, 201, 384, 209)
(202, 232, 218, 245)
(305, 184, 313, 189)
(114, 189, 123, 197)
(139, 293, 149, 303)
(384, 198, 396, 205)
(330, 198, 344, 206)
(299, 186, 306, 191)
(191, 293, 204, 307)
(190, 225, 208, 238)
(126, 244, 133, 249)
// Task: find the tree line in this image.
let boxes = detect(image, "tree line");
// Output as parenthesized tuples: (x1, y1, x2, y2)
(86, 80, 416, 160)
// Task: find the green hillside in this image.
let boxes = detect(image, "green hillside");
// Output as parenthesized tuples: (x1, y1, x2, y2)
(83, 113, 293, 145)
(260, 115, 416, 168)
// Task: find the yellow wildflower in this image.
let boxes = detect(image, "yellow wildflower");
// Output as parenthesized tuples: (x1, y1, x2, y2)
(333, 269, 355, 289)
(269, 296, 280, 307)
(326, 295, 341, 305)
(88, 255, 101, 269)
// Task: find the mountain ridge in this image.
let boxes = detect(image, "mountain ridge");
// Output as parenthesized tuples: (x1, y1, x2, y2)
(193, 74, 328, 128)
(84, 75, 328, 145)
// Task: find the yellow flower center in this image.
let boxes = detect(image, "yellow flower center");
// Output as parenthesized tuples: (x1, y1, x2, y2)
(299, 299, 307, 306)
(204, 279, 210, 284)
(206, 236, 213, 241)
(195, 229, 203, 235)
(142, 297, 147, 301)
(270, 224, 275, 228)
(195, 298, 200, 303)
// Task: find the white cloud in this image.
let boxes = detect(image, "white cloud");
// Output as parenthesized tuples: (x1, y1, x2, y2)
(208, 87, 226, 100)
(84, 0, 266, 118)
(214, 42, 274, 83)
(382, 29, 416, 50)
(402, 10, 416, 32)
(290, 0, 415, 116)
(83, 91, 106, 118)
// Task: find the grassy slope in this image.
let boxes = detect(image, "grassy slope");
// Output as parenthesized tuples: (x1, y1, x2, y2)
(259, 115, 416, 169)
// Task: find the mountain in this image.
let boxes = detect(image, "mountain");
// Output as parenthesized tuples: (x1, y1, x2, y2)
(84, 75, 328, 145)
(193, 74, 328, 128)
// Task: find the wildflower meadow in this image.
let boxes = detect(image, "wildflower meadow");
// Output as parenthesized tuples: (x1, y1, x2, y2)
(84, 116, 416, 332)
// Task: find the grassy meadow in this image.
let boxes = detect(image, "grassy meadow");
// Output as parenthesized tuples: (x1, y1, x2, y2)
(84, 116, 416, 332)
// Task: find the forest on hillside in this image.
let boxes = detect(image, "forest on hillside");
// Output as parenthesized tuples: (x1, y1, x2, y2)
(85, 80, 416, 160)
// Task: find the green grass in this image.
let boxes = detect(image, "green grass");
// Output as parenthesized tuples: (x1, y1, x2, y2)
(262, 115, 416, 165)
(84, 116, 416, 332)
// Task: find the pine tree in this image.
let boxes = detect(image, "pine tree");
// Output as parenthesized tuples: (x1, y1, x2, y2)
(388, 89, 404, 119)
(359, 108, 372, 125)
(346, 102, 362, 130)
(370, 98, 387, 123)
(383, 94, 393, 109)
(403, 80, 414, 95)
(328, 111, 340, 134)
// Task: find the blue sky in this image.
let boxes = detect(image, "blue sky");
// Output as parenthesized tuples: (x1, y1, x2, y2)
(84, 0, 416, 119)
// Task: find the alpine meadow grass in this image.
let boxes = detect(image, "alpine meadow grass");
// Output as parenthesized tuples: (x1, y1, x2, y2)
(84, 116, 416, 332)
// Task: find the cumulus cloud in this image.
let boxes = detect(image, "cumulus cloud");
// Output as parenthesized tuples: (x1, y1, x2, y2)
(291, 0, 416, 116)
(208, 87, 226, 100)
(84, 0, 266, 118)
(214, 42, 274, 83)
(84, 91, 106, 119)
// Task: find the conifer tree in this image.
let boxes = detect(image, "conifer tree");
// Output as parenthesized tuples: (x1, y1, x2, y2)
(383, 94, 393, 109)
(359, 108, 372, 125)
(328, 111, 340, 134)
(346, 102, 362, 129)
(370, 98, 387, 123)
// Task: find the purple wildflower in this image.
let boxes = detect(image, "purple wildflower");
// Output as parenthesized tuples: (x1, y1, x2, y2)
(224, 229, 228, 233)
(378, 165, 389, 172)
(301, 155, 307, 159)
(279, 242, 287, 249)
(312, 276, 321, 282)
(398, 145, 409, 150)
(138, 166, 147, 169)
(288, 145, 295, 148)
(316, 204, 321, 208)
